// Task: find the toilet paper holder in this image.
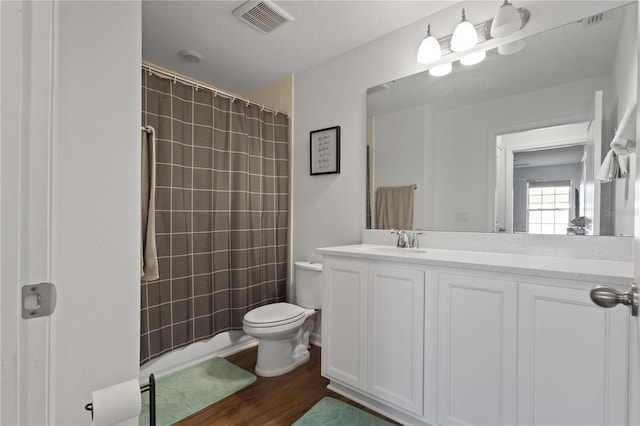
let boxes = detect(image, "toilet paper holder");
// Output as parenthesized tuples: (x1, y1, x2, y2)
(85, 374, 156, 426)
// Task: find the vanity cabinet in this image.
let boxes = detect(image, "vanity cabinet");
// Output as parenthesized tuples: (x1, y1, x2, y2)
(322, 258, 426, 418)
(320, 249, 630, 426)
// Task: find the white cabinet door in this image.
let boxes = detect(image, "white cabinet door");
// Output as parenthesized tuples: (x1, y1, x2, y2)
(438, 272, 517, 426)
(367, 265, 425, 416)
(322, 258, 368, 390)
(518, 283, 628, 426)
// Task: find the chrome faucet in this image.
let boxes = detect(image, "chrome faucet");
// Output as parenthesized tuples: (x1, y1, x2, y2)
(391, 229, 410, 248)
(409, 232, 423, 249)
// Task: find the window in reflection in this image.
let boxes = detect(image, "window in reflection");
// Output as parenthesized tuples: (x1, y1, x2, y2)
(526, 183, 571, 235)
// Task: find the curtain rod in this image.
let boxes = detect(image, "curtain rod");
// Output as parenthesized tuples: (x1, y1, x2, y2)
(141, 61, 290, 118)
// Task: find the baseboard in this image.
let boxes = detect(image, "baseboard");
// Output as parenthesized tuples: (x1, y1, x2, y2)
(309, 331, 322, 347)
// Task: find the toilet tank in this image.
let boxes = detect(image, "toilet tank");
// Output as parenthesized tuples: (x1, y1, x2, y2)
(294, 261, 323, 309)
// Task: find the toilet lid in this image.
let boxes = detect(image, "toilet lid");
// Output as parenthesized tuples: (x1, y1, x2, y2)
(244, 303, 305, 328)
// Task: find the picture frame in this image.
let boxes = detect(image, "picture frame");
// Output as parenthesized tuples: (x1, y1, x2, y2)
(310, 126, 340, 175)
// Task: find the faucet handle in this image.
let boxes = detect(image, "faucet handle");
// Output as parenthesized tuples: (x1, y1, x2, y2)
(390, 229, 409, 247)
(410, 232, 423, 249)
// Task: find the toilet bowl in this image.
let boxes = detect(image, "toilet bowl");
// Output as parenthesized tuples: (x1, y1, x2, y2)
(242, 261, 322, 377)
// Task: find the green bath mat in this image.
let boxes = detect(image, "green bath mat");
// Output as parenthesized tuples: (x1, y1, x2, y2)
(293, 397, 395, 426)
(139, 356, 256, 426)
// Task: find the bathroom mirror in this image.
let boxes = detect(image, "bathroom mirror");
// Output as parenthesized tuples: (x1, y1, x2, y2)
(367, 2, 637, 236)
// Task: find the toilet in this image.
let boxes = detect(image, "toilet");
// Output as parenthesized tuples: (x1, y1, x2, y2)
(242, 261, 322, 377)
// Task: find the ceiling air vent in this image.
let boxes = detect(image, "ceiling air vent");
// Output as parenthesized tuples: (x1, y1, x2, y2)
(579, 11, 611, 28)
(233, 1, 294, 34)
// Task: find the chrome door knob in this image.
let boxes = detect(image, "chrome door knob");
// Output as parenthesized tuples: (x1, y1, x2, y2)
(590, 283, 639, 317)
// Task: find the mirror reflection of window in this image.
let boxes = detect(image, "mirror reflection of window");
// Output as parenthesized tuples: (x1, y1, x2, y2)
(526, 182, 571, 235)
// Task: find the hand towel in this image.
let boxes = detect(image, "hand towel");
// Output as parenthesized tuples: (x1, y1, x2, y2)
(141, 126, 160, 281)
(376, 185, 414, 230)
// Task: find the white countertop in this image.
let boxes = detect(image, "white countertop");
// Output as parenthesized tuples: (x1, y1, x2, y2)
(317, 244, 633, 285)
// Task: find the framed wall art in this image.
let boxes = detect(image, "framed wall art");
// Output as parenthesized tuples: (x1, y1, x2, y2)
(310, 126, 340, 175)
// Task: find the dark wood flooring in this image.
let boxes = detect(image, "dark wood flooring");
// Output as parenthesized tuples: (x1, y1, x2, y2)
(176, 345, 398, 425)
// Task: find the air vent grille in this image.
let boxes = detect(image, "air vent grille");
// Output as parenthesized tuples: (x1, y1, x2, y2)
(580, 12, 611, 28)
(233, 1, 293, 34)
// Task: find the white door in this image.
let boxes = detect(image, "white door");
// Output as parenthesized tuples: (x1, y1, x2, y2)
(437, 272, 517, 426)
(631, 8, 640, 420)
(519, 282, 628, 425)
(1, 1, 55, 424)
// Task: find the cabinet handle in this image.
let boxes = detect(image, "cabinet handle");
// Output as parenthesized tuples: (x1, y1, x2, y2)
(590, 283, 639, 317)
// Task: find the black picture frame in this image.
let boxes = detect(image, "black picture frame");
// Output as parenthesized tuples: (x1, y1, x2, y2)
(310, 126, 340, 175)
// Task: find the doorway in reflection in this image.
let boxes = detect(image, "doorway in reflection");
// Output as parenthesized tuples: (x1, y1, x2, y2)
(495, 121, 596, 235)
(512, 145, 584, 235)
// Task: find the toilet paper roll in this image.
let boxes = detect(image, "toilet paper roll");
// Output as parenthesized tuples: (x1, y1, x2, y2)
(91, 379, 141, 426)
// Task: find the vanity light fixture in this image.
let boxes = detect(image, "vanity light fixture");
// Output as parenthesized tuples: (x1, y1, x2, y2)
(460, 50, 486, 66)
(417, 25, 442, 65)
(416, 4, 530, 67)
(429, 62, 452, 77)
(451, 9, 478, 52)
(490, 0, 522, 38)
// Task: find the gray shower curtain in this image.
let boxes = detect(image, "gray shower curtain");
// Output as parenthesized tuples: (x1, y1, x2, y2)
(140, 70, 289, 364)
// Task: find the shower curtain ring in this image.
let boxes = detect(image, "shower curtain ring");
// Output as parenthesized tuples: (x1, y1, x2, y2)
(261, 105, 265, 112)
(195, 82, 199, 91)
(213, 90, 217, 97)
(173, 74, 177, 84)
(246, 100, 250, 107)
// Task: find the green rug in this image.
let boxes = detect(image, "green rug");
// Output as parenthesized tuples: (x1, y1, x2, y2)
(139, 356, 256, 426)
(293, 397, 395, 426)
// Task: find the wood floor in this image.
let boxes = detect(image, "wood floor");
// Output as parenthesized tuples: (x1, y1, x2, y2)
(176, 345, 398, 425)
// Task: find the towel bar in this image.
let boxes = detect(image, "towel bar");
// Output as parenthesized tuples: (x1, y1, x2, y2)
(84, 374, 156, 426)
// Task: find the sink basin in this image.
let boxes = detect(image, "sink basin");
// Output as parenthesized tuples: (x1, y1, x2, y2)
(357, 246, 426, 255)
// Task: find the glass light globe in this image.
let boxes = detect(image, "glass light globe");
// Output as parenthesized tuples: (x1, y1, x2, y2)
(460, 50, 486, 66)
(498, 39, 526, 55)
(451, 9, 478, 52)
(417, 28, 442, 64)
(491, 0, 521, 38)
(429, 62, 452, 77)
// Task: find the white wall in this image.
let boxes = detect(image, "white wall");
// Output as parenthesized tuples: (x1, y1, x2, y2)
(53, 2, 141, 424)
(292, 1, 626, 261)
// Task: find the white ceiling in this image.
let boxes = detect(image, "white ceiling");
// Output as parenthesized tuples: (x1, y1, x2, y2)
(142, 1, 451, 95)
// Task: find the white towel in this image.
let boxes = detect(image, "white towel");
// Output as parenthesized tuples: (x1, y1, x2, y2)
(611, 138, 635, 155)
(597, 149, 619, 182)
(618, 152, 629, 178)
(598, 99, 636, 182)
(611, 99, 636, 154)
(141, 126, 159, 281)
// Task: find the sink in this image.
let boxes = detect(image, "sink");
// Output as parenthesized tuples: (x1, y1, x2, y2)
(357, 246, 426, 255)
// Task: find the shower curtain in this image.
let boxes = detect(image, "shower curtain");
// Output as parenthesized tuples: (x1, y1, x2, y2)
(140, 69, 289, 364)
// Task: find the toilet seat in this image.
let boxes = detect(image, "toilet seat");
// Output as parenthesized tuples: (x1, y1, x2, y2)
(243, 303, 306, 328)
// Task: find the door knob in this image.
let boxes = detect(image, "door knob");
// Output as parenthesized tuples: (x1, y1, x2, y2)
(590, 283, 638, 317)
